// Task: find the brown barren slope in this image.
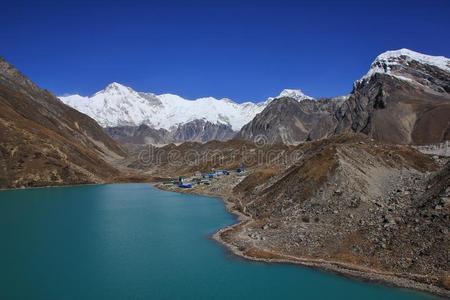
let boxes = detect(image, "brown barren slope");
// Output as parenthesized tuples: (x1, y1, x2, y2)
(0, 58, 126, 188)
(151, 134, 449, 297)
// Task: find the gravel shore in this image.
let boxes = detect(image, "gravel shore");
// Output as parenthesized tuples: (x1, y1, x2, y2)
(154, 178, 449, 299)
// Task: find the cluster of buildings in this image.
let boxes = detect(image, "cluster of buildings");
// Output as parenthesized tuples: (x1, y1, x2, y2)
(165, 168, 246, 189)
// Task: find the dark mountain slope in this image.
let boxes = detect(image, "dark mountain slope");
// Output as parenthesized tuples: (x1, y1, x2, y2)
(335, 50, 450, 145)
(335, 73, 450, 144)
(0, 58, 125, 188)
(105, 125, 172, 145)
(105, 119, 236, 145)
(236, 98, 344, 144)
(172, 119, 235, 143)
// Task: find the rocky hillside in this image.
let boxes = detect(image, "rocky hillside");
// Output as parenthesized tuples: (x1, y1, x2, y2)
(105, 125, 172, 145)
(220, 134, 449, 295)
(336, 49, 450, 144)
(236, 97, 345, 144)
(0, 58, 126, 188)
(147, 133, 449, 295)
(106, 119, 236, 145)
(172, 119, 235, 143)
(126, 139, 291, 176)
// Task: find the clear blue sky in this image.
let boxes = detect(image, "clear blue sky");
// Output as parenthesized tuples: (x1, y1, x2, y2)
(1, 0, 449, 102)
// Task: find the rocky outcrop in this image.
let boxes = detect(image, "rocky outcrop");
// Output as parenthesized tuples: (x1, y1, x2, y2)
(236, 97, 344, 145)
(335, 49, 450, 145)
(0, 58, 125, 188)
(335, 73, 450, 145)
(105, 119, 236, 145)
(105, 125, 172, 145)
(172, 119, 235, 143)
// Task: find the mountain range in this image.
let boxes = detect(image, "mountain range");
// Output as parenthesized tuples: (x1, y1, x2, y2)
(60, 85, 312, 130)
(59, 84, 315, 144)
(60, 48, 450, 146)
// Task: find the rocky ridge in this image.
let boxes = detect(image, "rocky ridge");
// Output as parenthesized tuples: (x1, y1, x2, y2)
(106, 119, 236, 145)
(236, 97, 345, 144)
(238, 49, 450, 145)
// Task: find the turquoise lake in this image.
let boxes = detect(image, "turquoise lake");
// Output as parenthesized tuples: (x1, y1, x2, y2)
(0, 183, 437, 299)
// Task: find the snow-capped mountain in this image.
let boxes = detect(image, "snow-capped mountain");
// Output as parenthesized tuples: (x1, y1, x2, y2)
(267, 89, 314, 102)
(237, 48, 450, 145)
(357, 48, 450, 92)
(337, 48, 450, 144)
(59, 84, 314, 130)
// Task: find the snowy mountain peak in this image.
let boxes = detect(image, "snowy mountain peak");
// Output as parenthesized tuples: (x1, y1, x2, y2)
(60, 85, 267, 130)
(97, 82, 135, 96)
(277, 89, 314, 100)
(265, 89, 314, 103)
(374, 48, 450, 72)
(357, 49, 450, 87)
(106, 82, 125, 89)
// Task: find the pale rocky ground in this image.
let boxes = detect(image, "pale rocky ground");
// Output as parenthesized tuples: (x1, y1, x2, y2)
(154, 136, 449, 298)
(415, 141, 450, 157)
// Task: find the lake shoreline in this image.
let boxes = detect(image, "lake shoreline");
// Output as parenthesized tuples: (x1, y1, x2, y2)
(0, 182, 106, 192)
(152, 182, 449, 299)
(2, 180, 447, 298)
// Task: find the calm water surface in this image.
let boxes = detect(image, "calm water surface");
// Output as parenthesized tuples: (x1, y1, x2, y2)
(0, 184, 437, 299)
